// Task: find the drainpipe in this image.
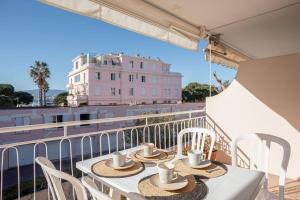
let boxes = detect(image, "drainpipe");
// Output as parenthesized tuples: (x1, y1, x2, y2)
(87, 53, 89, 66)
(209, 42, 212, 97)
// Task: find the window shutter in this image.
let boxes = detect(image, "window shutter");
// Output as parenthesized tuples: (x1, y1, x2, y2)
(63, 114, 70, 122)
(75, 114, 80, 127)
(44, 115, 52, 124)
(90, 112, 97, 127)
(44, 115, 53, 131)
(23, 117, 30, 125)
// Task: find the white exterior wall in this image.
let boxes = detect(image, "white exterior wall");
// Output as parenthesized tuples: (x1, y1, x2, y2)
(206, 53, 300, 179)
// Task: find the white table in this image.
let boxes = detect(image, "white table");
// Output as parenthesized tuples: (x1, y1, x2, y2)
(76, 146, 265, 200)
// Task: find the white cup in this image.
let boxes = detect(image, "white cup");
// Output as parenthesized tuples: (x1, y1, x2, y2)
(112, 151, 127, 167)
(157, 163, 178, 184)
(143, 143, 154, 156)
(188, 150, 205, 166)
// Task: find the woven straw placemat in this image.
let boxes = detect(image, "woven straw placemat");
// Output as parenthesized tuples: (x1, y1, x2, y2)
(138, 173, 207, 200)
(173, 159, 227, 179)
(130, 149, 175, 164)
(91, 160, 144, 178)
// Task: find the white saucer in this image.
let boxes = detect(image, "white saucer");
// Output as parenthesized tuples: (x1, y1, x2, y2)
(149, 174, 188, 191)
(137, 149, 161, 158)
(105, 159, 135, 170)
(182, 158, 212, 169)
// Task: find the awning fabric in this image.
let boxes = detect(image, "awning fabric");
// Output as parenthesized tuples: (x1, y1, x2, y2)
(204, 43, 250, 69)
(40, 0, 206, 51)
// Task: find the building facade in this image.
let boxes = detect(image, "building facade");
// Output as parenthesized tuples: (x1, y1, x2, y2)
(67, 53, 182, 106)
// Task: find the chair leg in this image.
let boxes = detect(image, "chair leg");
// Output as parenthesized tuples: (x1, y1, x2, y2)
(110, 188, 121, 200)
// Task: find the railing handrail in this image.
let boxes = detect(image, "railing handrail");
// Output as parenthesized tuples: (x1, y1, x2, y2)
(0, 116, 202, 149)
(0, 109, 204, 134)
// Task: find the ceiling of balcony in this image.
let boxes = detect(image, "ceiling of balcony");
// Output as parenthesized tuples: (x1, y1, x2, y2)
(41, 0, 300, 59)
(145, 0, 300, 58)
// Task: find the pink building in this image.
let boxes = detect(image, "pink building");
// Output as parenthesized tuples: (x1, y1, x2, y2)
(67, 53, 182, 106)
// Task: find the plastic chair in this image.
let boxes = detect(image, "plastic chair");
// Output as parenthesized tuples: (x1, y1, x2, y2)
(81, 176, 113, 200)
(177, 128, 216, 159)
(231, 133, 291, 200)
(35, 157, 88, 200)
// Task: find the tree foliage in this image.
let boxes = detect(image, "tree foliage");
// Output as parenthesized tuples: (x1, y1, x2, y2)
(14, 91, 34, 105)
(0, 95, 15, 108)
(0, 84, 15, 96)
(53, 92, 68, 106)
(182, 82, 217, 102)
(0, 84, 34, 108)
(213, 72, 231, 93)
(0, 84, 15, 108)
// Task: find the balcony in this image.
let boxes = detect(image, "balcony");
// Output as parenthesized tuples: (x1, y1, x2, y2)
(68, 95, 88, 101)
(0, 109, 299, 199)
(67, 95, 88, 106)
(2, 0, 299, 199)
(66, 83, 73, 89)
(0, 110, 226, 198)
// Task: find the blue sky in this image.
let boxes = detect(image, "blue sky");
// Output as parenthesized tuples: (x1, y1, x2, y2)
(0, 0, 237, 91)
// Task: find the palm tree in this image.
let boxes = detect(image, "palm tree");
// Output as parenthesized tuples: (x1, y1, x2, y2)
(30, 61, 50, 106)
(213, 71, 231, 93)
(42, 81, 49, 106)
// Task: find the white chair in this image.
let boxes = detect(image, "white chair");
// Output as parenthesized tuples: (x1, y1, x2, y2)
(35, 157, 88, 200)
(177, 128, 216, 159)
(81, 176, 113, 200)
(231, 133, 291, 200)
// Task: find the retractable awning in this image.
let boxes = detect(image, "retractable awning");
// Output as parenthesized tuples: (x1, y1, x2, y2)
(204, 42, 250, 69)
(40, 0, 206, 51)
(40, 0, 300, 68)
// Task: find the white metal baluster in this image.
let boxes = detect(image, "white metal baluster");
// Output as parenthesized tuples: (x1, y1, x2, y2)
(154, 124, 161, 148)
(147, 126, 150, 143)
(188, 119, 193, 128)
(162, 123, 166, 149)
(116, 130, 126, 151)
(142, 126, 150, 143)
(181, 120, 188, 147)
(202, 117, 206, 128)
(100, 133, 111, 155)
(149, 125, 154, 144)
(99, 132, 111, 193)
(130, 128, 139, 148)
(81, 136, 93, 162)
(33, 142, 48, 200)
(116, 131, 119, 151)
(122, 131, 126, 150)
(172, 122, 176, 151)
(1, 147, 20, 200)
(188, 119, 193, 146)
(80, 136, 93, 177)
(175, 122, 180, 150)
(164, 123, 171, 149)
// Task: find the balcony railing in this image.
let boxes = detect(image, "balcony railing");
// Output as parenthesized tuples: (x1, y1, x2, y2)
(67, 95, 88, 101)
(0, 109, 249, 200)
(66, 83, 73, 89)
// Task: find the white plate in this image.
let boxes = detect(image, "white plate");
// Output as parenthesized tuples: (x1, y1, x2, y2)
(149, 174, 188, 191)
(105, 159, 135, 170)
(182, 158, 212, 169)
(136, 149, 161, 158)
